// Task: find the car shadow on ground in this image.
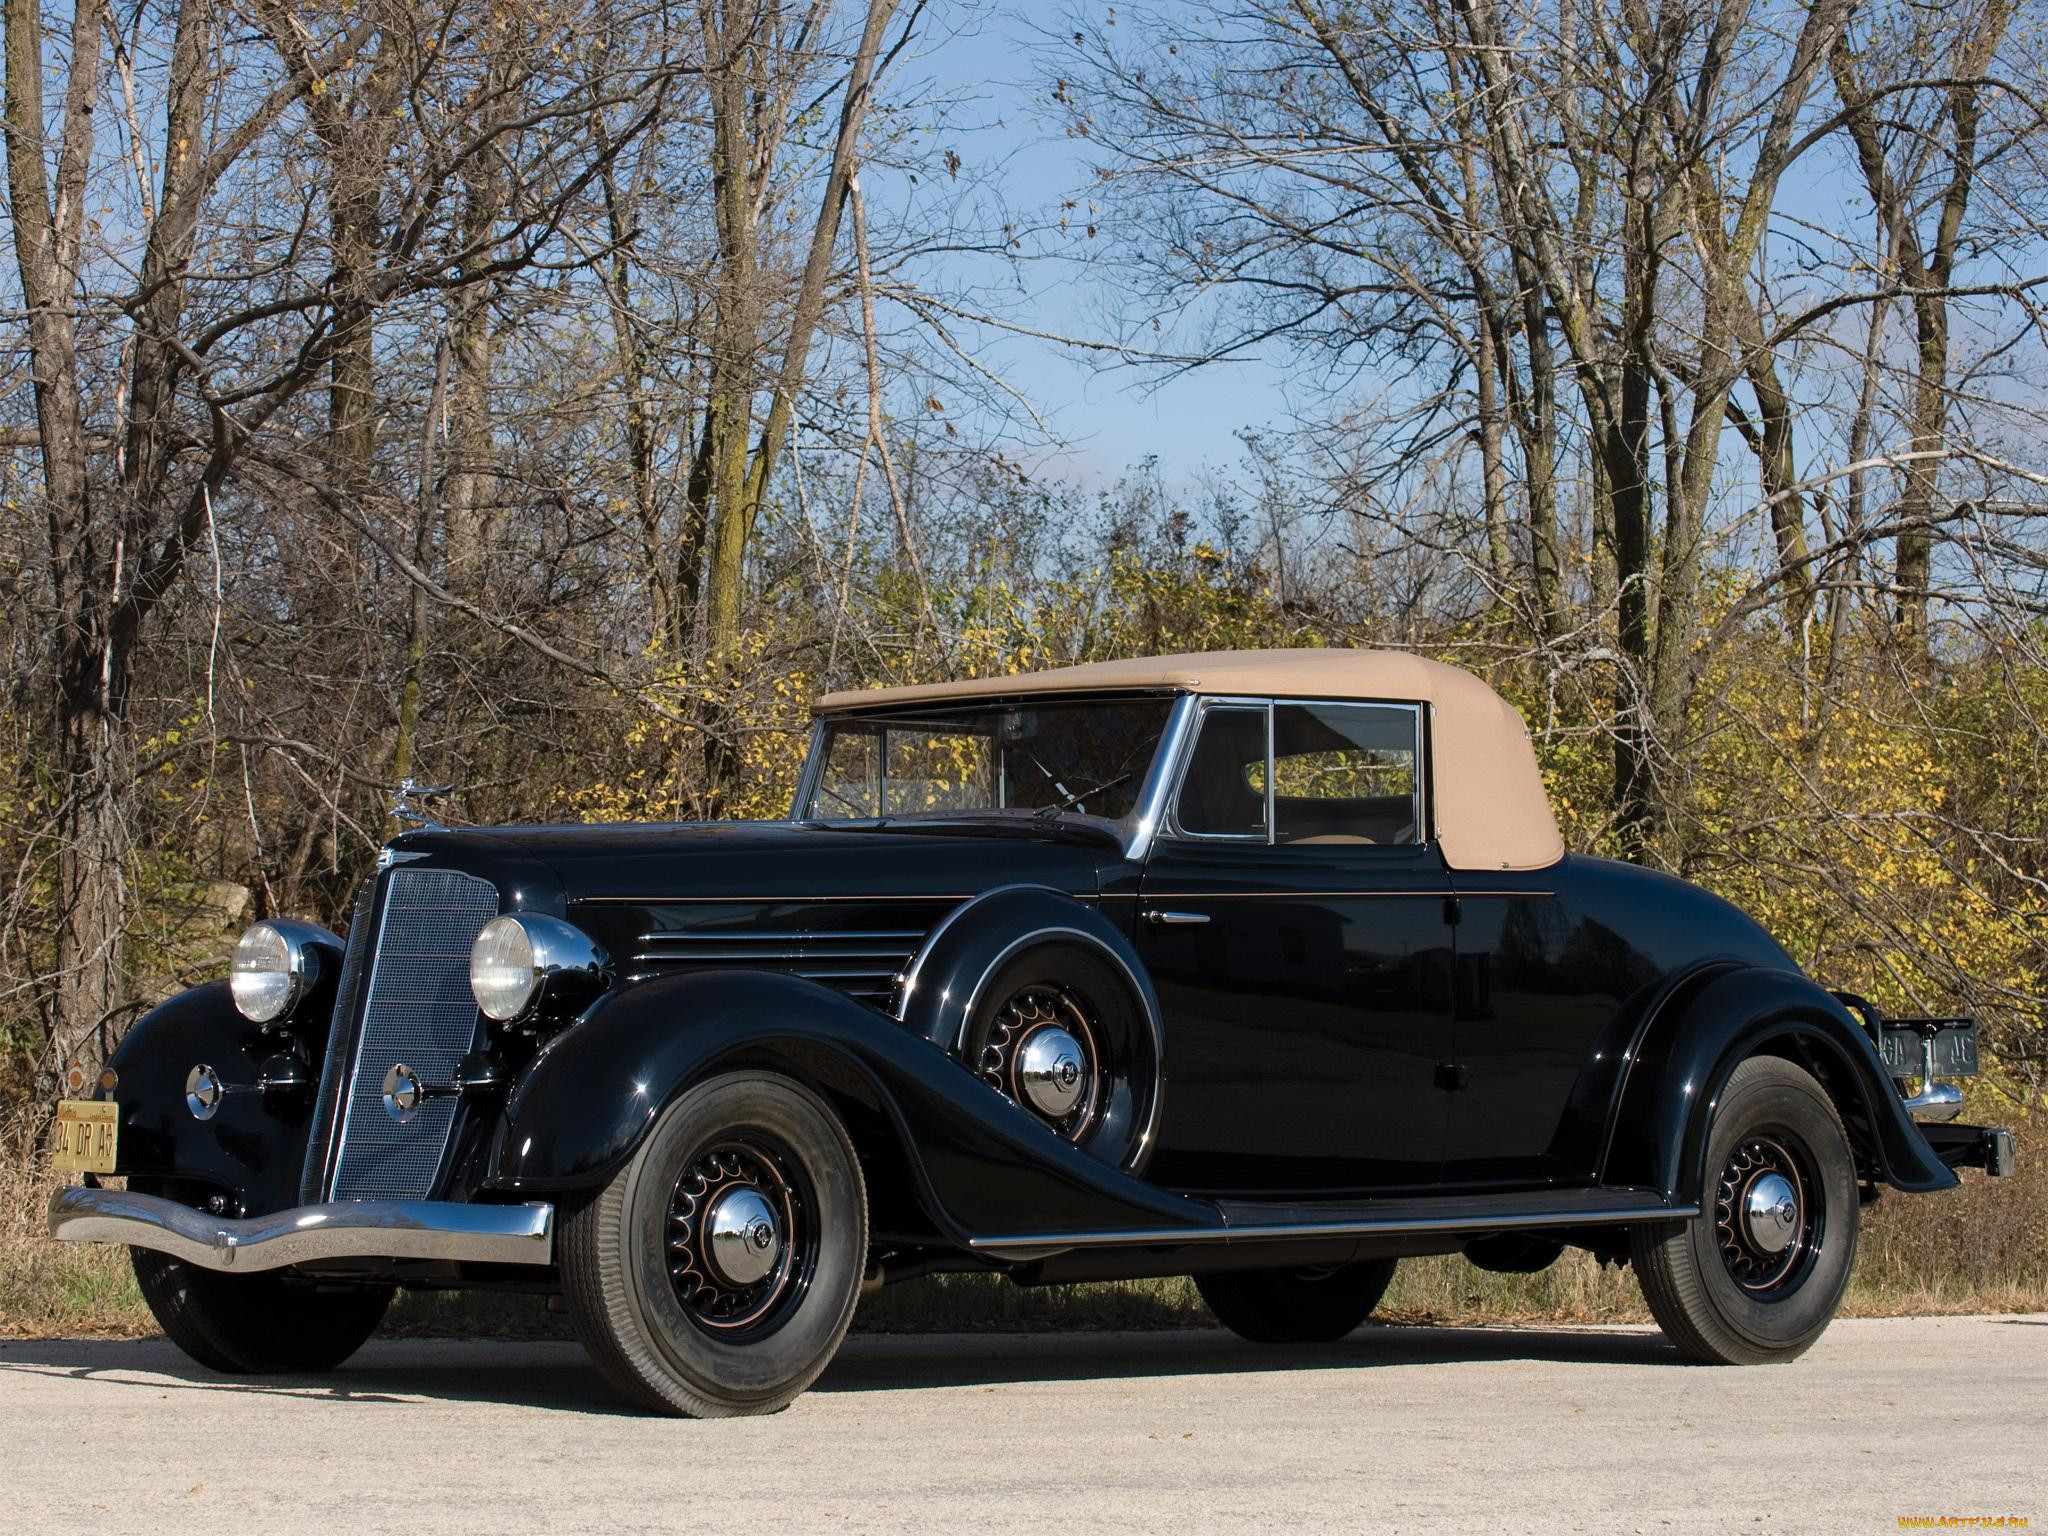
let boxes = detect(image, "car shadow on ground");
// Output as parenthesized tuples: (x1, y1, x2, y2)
(0, 1335, 637, 1414)
(816, 1321, 1679, 1393)
(0, 1322, 1681, 1413)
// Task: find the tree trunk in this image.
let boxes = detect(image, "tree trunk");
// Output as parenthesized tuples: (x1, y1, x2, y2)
(1512, 252, 1562, 636)
(1829, 5, 2011, 667)
(1475, 301, 1512, 600)
(694, 0, 764, 660)
(5, 0, 124, 1086)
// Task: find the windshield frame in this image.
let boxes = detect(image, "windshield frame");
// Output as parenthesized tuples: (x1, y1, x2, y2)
(792, 691, 1200, 858)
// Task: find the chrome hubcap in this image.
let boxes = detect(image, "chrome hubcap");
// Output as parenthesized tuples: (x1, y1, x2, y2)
(1715, 1137, 1816, 1294)
(703, 1187, 782, 1287)
(667, 1141, 808, 1334)
(980, 985, 1103, 1140)
(1016, 1025, 1087, 1118)
(1742, 1171, 1800, 1256)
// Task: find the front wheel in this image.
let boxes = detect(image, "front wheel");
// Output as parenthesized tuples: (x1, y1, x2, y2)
(1196, 1257, 1398, 1343)
(1631, 1056, 1860, 1364)
(131, 1248, 391, 1374)
(560, 1071, 867, 1417)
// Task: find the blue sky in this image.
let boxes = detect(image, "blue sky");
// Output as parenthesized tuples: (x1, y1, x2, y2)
(897, 4, 1305, 487)
(880, 2, 2034, 516)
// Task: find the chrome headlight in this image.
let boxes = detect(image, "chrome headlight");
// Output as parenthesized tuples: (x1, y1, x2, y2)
(468, 914, 607, 1024)
(229, 919, 341, 1024)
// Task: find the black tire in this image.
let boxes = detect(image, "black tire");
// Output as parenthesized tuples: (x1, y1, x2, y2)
(560, 1070, 867, 1417)
(130, 1248, 391, 1374)
(961, 941, 1159, 1169)
(1632, 1056, 1859, 1365)
(1196, 1257, 1398, 1344)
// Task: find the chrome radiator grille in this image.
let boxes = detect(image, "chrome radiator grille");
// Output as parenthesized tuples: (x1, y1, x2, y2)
(326, 868, 498, 1201)
(629, 928, 924, 1005)
(301, 879, 378, 1204)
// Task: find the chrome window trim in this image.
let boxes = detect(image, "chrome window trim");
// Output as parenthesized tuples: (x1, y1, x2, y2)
(1160, 696, 1274, 845)
(1270, 697, 1428, 850)
(790, 719, 830, 821)
(798, 693, 1183, 839)
(1121, 692, 1201, 861)
(1158, 695, 1430, 852)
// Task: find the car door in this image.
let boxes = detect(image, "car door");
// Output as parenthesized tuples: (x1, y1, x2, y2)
(1443, 877, 1659, 1187)
(1136, 697, 1454, 1197)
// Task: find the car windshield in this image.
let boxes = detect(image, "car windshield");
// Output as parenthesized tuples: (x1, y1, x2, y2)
(802, 696, 1176, 827)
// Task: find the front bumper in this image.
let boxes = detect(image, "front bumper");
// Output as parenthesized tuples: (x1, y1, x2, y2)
(48, 1186, 554, 1274)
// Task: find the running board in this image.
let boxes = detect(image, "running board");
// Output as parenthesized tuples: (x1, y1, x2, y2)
(966, 1187, 1695, 1260)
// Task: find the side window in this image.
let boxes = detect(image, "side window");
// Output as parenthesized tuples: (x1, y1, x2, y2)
(1173, 706, 1269, 838)
(1265, 703, 1421, 845)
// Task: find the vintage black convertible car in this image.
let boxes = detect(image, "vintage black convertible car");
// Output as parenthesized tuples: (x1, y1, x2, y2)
(50, 649, 2013, 1415)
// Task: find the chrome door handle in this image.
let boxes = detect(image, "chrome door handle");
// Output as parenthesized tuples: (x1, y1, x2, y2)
(1143, 909, 1211, 926)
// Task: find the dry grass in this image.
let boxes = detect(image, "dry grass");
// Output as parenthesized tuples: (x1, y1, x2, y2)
(5, 1121, 2041, 1341)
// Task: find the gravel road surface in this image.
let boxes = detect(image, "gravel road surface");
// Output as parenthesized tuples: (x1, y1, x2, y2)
(5, 1315, 2041, 1534)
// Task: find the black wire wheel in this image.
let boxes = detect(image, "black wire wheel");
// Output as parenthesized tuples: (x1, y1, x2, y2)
(1632, 1056, 1859, 1365)
(1713, 1136, 1819, 1296)
(959, 941, 1160, 1169)
(561, 1072, 867, 1416)
(975, 982, 1106, 1143)
(665, 1137, 815, 1338)
(1197, 1258, 1399, 1344)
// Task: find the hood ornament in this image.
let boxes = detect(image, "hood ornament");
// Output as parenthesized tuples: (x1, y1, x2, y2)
(391, 777, 454, 832)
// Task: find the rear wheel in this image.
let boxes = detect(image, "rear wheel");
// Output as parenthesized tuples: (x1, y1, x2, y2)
(1631, 1056, 1859, 1365)
(560, 1071, 867, 1417)
(131, 1248, 391, 1374)
(1197, 1257, 1398, 1343)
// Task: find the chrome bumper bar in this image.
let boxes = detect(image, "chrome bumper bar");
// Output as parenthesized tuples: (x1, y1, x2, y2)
(48, 1186, 554, 1274)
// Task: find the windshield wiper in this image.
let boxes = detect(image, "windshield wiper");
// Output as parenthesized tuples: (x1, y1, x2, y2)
(1033, 770, 1135, 821)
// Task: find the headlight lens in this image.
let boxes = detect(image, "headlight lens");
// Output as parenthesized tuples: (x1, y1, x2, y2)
(230, 922, 298, 1023)
(469, 915, 540, 1021)
(229, 919, 340, 1024)
(467, 913, 607, 1025)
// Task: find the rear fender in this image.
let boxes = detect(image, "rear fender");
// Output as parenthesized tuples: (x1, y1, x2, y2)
(1602, 965, 1956, 1202)
(488, 971, 1204, 1247)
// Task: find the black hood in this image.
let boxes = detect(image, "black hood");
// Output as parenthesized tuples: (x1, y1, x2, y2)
(384, 818, 1116, 909)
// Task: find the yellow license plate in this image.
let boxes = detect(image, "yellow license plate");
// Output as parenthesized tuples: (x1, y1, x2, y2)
(51, 1099, 118, 1174)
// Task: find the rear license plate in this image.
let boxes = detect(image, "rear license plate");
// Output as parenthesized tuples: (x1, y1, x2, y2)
(1879, 1019, 1979, 1079)
(51, 1099, 118, 1174)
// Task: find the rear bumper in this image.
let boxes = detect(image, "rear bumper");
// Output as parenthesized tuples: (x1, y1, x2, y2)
(47, 1186, 554, 1274)
(1917, 1123, 2017, 1179)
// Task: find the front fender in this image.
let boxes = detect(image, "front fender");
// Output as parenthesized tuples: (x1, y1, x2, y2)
(104, 981, 319, 1216)
(1602, 965, 1956, 1202)
(487, 971, 1205, 1248)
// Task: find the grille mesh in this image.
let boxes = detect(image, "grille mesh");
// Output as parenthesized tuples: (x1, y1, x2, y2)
(328, 868, 497, 1201)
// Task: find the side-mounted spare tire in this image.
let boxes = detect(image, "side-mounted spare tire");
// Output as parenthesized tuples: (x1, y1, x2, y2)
(897, 887, 1164, 1172)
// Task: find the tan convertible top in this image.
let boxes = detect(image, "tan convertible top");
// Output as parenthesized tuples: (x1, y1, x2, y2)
(814, 649, 1564, 872)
